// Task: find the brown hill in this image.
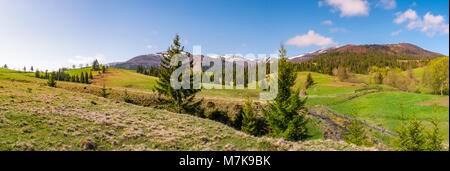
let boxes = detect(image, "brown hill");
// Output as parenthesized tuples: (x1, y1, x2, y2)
(334, 43, 443, 58)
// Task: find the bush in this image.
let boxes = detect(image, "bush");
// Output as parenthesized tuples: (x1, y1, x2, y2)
(123, 90, 132, 103)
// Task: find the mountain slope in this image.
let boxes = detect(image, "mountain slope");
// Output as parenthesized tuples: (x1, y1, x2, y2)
(334, 43, 443, 58)
(288, 46, 338, 63)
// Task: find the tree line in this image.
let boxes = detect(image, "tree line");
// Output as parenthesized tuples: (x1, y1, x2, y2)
(38, 59, 108, 86)
(136, 65, 159, 77)
(35, 69, 93, 84)
(293, 51, 431, 75)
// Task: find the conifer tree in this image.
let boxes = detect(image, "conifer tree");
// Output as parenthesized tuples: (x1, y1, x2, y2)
(305, 73, 316, 89)
(85, 72, 89, 84)
(241, 98, 258, 136)
(261, 44, 309, 141)
(30, 66, 34, 72)
(393, 119, 427, 151)
(35, 70, 40, 78)
(100, 84, 109, 98)
(155, 34, 201, 113)
(2, 64, 7, 69)
(92, 59, 100, 71)
(89, 71, 93, 79)
(80, 72, 85, 83)
(47, 74, 56, 87)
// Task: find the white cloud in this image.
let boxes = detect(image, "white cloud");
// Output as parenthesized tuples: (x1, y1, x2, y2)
(322, 20, 334, 25)
(146, 45, 154, 49)
(321, 0, 370, 17)
(394, 9, 418, 24)
(377, 0, 396, 10)
(286, 30, 336, 47)
(391, 30, 402, 36)
(68, 54, 107, 66)
(394, 9, 449, 37)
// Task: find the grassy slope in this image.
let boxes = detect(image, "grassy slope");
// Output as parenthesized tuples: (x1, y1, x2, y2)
(0, 72, 369, 151)
(329, 92, 449, 142)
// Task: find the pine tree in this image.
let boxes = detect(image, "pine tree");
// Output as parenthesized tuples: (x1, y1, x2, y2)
(241, 98, 258, 136)
(100, 84, 109, 98)
(92, 59, 100, 71)
(305, 73, 316, 89)
(2, 64, 7, 69)
(393, 119, 427, 151)
(80, 72, 85, 83)
(35, 70, 40, 78)
(344, 119, 371, 146)
(155, 34, 201, 114)
(30, 66, 34, 72)
(425, 104, 444, 151)
(85, 72, 89, 84)
(89, 71, 93, 79)
(47, 74, 56, 87)
(261, 44, 309, 141)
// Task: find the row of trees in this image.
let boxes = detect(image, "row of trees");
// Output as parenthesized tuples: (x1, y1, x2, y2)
(136, 65, 159, 77)
(366, 56, 449, 95)
(35, 70, 93, 84)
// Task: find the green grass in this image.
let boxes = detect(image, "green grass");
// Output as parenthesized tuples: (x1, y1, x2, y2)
(329, 91, 449, 142)
(91, 68, 158, 90)
(65, 67, 102, 76)
(0, 76, 369, 151)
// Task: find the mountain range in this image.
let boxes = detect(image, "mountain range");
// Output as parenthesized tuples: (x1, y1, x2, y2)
(108, 43, 444, 70)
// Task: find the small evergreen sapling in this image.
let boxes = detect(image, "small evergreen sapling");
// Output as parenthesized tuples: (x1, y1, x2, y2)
(47, 74, 56, 87)
(241, 98, 258, 136)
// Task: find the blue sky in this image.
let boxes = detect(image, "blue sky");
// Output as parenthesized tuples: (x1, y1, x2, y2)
(0, 0, 448, 70)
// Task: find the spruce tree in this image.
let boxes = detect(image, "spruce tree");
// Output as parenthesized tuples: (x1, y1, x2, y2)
(393, 119, 427, 151)
(241, 97, 258, 136)
(85, 72, 89, 84)
(100, 84, 109, 98)
(35, 70, 40, 78)
(80, 72, 85, 83)
(89, 71, 93, 79)
(92, 59, 100, 71)
(47, 74, 56, 87)
(155, 34, 201, 113)
(261, 44, 309, 141)
(305, 73, 316, 89)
